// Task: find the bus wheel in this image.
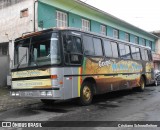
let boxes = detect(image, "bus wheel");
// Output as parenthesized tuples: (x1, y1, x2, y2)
(41, 99, 55, 105)
(80, 82, 93, 106)
(138, 77, 145, 92)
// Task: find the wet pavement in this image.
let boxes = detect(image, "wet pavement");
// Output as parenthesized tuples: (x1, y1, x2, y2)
(1, 86, 160, 130)
(0, 87, 40, 112)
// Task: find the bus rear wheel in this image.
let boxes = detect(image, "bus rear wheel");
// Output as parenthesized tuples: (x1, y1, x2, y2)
(79, 82, 93, 106)
(41, 99, 55, 105)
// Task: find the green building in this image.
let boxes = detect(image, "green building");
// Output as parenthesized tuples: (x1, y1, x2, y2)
(37, 0, 158, 52)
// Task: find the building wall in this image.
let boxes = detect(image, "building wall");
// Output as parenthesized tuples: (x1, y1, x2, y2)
(69, 13, 82, 28)
(38, 0, 156, 51)
(0, 0, 36, 87)
(0, 55, 9, 87)
(0, 0, 34, 43)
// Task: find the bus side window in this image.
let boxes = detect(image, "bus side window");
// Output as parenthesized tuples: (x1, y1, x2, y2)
(141, 49, 149, 61)
(93, 38, 103, 56)
(63, 35, 71, 64)
(103, 40, 118, 58)
(119, 44, 131, 59)
(119, 44, 125, 58)
(125, 45, 131, 59)
(136, 48, 141, 60)
(83, 35, 94, 55)
(111, 42, 119, 58)
(72, 37, 82, 54)
(103, 40, 112, 57)
(63, 35, 83, 65)
(131, 46, 141, 60)
(70, 37, 83, 64)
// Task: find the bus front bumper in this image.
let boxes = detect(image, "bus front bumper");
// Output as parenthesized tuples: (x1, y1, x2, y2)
(10, 90, 62, 100)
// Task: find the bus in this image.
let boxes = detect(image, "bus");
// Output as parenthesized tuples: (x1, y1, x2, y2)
(10, 28, 154, 105)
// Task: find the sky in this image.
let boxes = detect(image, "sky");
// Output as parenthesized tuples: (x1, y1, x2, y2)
(82, 0, 160, 32)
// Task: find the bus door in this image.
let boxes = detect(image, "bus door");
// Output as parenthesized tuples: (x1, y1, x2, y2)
(62, 32, 83, 99)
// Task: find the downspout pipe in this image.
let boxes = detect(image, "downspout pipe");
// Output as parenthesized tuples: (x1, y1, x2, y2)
(34, 0, 38, 32)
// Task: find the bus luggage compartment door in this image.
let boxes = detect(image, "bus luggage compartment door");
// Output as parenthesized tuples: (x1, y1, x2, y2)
(63, 67, 72, 99)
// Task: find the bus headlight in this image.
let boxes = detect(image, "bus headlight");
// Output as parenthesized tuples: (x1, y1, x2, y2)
(16, 92, 20, 96)
(46, 91, 52, 97)
(40, 91, 52, 97)
(40, 91, 46, 96)
(11, 92, 15, 96)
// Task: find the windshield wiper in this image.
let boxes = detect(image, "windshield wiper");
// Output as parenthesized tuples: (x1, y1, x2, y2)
(17, 53, 27, 69)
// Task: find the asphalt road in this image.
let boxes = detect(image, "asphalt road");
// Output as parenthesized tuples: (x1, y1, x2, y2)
(1, 86, 160, 130)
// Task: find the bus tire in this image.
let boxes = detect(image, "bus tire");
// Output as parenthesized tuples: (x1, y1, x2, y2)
(138, 77, 145, 92)
(41, 99, 55, 105)
(79, 82, 93, 106)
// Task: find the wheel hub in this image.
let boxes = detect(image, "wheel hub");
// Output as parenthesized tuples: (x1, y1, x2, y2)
(83, 86, 91, 101)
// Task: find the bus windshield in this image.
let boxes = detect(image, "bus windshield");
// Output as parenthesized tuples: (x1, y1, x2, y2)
(14, 32, 61, 69)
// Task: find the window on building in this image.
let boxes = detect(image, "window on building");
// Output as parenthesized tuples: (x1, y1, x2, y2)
(82, 19, 90, 31)
(135, 36, 138, 44)
(100, 25, 106, 35)
(56, 11, 68, 27)
(141, 39, 146, 46)
(125, 33, 130, 42)
(0, 43, 8, 56)
(113, 29, 118, 39)
(20, 8, 28, 18)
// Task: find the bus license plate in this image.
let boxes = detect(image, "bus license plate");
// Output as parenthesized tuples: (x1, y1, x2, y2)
(23, 92, 33, 97)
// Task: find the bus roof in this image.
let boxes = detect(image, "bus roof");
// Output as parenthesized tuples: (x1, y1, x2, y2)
(15, 27, 151, 50)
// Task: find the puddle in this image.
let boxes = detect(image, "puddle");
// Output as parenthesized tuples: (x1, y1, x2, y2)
(127, 98, 134, 100)
(41, 106, 69, 113)
(136, 96, 143, 98)
(18, 108, 40, 116)
(96, 101, 119, 109)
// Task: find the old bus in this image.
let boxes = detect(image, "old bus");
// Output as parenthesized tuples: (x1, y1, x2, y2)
(10, 28, 154, 105)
